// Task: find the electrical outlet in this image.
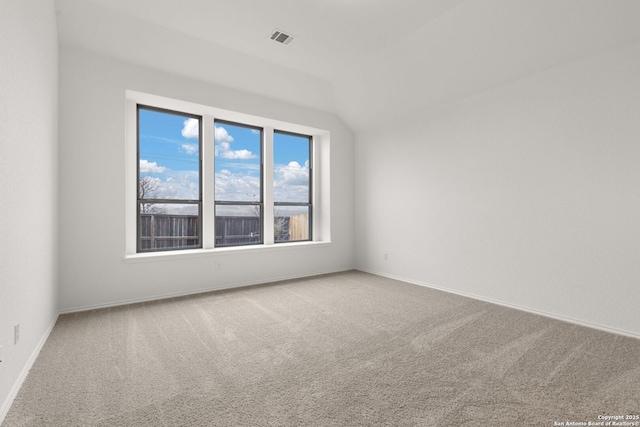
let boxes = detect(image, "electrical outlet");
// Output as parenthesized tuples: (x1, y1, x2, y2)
(215, 261, 222, 270)
(14, 323, 20, 345)
(383, 252, 388, 261)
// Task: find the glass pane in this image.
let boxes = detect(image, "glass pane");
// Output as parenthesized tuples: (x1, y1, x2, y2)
(215, 204, 262, 246)
(274, 132, 310, 203)
(274, 205, 310, 242)
(214, 122, 262, 202)
(138, 108, 200, 201)
(139, 203, 200, 251)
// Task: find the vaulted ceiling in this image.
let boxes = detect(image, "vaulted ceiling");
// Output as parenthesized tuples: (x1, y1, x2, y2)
(55, 0, 640, 131)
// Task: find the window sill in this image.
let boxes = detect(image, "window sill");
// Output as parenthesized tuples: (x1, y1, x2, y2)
(123, 241, 332, 263)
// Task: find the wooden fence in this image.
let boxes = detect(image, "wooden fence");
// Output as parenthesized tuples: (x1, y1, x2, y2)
(140, 213, 308, 249)
(139, 213, 199, 250)
(289, 214, 309, 241)
(215, 216, 260, 246)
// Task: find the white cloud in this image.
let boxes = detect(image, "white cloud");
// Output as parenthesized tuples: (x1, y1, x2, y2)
(139, 161, 198, 200)
(148, 170, 199, 201)
(161, 172, 199, 200)
(214, 142, 230, 157)
(215, 126, 257, 159)
(181, 144, 198, 155)
(215, 170, 260, 202)
(181, 118, 199, 139)
(220, 148, 255, 160)
(215, 126, 233, 143)
(275, 160, 309, 185)
(139, 159, 167, 173)
(273, 160, 309, 202)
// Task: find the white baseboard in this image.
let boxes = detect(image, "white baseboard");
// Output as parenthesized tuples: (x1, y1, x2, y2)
(0, 314, 59, 425)
(359, 268, 640, 340)
(59, 267, 354, 314)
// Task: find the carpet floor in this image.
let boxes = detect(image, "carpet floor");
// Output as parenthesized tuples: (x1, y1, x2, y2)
(3, 271, 639, 426)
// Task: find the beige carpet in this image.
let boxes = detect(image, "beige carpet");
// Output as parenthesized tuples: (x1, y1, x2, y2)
(3, 271, 639, 426)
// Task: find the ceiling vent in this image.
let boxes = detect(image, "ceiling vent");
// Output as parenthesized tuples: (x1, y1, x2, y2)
(269, 29, 294, 45)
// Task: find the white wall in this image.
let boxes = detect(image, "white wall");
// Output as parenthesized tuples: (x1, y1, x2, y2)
(55, 0, 337, 116)
(58, 47, 355, 312)
(0, 0, 59, 419)
(355, 40, 640, 337)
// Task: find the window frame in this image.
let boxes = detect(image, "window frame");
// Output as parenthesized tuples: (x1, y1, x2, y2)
(124, 90, 331, 260)
(136, 105, 203, 253)
(273, 129, 313, 243)
(214, 119, 265, 248)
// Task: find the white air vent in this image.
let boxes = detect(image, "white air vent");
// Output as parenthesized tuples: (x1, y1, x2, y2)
(270, 29, 294, 45)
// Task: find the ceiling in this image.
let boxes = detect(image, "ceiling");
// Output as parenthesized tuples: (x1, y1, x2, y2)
(54, 0, 640, 131)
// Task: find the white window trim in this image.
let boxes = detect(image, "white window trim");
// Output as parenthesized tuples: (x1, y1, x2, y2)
(124, 90, 331, 261)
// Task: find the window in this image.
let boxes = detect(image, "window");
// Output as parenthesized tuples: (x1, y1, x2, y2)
(273, 131, 312, 243)
(137, 106, 202, 252)
(214, 121, 263, 247)
(127, 91, 330, 256)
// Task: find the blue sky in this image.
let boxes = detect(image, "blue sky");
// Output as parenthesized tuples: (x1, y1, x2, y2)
(138, 108, 200, 201)
(138, 108, 310, 204)
(273, 131, 310, 203)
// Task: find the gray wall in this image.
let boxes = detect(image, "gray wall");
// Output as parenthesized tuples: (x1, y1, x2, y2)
(355, 40, 640, 337)
(0, 0, 59, 418)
